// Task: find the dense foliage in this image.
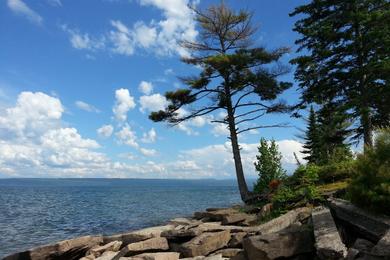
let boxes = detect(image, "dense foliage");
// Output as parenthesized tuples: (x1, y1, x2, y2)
(253, 138, 287, 194)
(291, 0, 390, 147)
(348, 129, 390, 215)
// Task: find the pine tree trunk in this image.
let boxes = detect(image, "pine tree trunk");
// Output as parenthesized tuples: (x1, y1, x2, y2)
(226, 101, 250, 202)
(362, 108, 373, 150)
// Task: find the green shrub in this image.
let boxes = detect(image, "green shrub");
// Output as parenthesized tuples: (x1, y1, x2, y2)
(317, 160, 355, 183)
(272, 165, 322, 210)
(347, 129, 390, 215)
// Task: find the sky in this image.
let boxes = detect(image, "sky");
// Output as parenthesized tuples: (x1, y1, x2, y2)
(0, 0, 310, 179)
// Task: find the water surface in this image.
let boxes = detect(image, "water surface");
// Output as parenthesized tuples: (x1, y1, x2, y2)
(0, 178, 241, 258)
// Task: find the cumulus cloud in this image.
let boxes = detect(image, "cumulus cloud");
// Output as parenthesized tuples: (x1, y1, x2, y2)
(141, 128, 157, 143)
(115, 124, 139, 148)
(139, 147, 157, 156)
(75, 100, 100, 113)
(62, 0, 197, 57)
(97, 124, 114, 138)
(7, 0, 43, 25)
(138, 81, 153, 95)
(211, 123, 230, 137)
(113, 88, 136, 122)
(139, 93, 168, 113)
(62, 25, 105, 51)
(0, 91, 63, 139)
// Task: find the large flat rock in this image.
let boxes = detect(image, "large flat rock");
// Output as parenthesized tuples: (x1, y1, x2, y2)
(329, 198, 390, 242)
(4, 235, 103, 260)
(243, 226, 314, 260)
(311, 206, 347, 259)
(120, 252, 180, 260)
(250, 207, 312, 235)
(179, 230, 231, 257)
(104, 225, 174, 245)
(112, 237, 169, 259)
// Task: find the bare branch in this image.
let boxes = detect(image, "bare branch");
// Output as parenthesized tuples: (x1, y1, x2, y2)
(237, 123, 290, 134)
(235, 108, 267, 118)
(235, 112, 266, 125)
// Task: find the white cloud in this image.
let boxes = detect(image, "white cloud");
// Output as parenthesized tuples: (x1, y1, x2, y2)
(138, 81, 153, 95)
(41, 128, 100, 149)
(133, 21, 157, 48)
(97, 124, 114, 138)
(139, 93, 168, 113)
(141, 128, 157, 143)
(62, 25, 105, 51)
(0, 91, 63, 139)
(113, 88, 136, 122)
(115, 124, 139, 148)
(164, 68, 174, 75)
(7, 0, 43, 25)
(109, 20, 134, 56)
(75, 100, 100, 113)
(139, 148, 157, 156)
(47, 0, 62, 7)
(64, 0, 197, 57)
(211, 123, 230, 137)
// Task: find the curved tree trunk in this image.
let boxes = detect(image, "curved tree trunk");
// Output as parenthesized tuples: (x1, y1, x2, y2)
(226, 96, 250, 202)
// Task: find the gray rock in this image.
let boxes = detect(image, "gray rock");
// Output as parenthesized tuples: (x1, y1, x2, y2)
(258, 203, 273, 218)
(212, 248, 243, 257)
(370, 229, 390, 257)
(120, 252, 180, 260)
(228, 232, 247, 248)
(4, 235, 103, 260)
(243, 226, 314, 260)
(311, 206, 347, 259)
(112, 237, 169, 259)
(352, 238, 375, 253)
(250, 207, 312, 235)
(104, 225, 174, 246)
(179, 230, 231, 257)
(96, 251, 119, 260)
(329, 198, 390, 242)
(90, 241, 123, 257)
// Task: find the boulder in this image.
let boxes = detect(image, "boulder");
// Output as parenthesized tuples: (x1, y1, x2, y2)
(4, 235, 103, 260)
(169, 218, 201, 227)
(196, 222, 247, 233)
(194, 208, 240, 222)
(370, 229, 390, 257)
(121, 252, 180, 260)
(212, 248, 243, 258)
(243, 226, 314, 260)
(228, 232, 247, 248)
(250, 207, 312, 235)
(352, 238, 375, 253)
(160, 227, 200, 241)
(112, 237, 169, 259)
(329, 198, 390, 242)
(104, 225, 174, 245)
(90, 241, 123, 257)
(179, 230, 231, 257)
(258, 203, 273, 218)
(311, 206, 347, 259)
(179, 254, 227, 260)
(96, 251, 119, 260)
(230, 251, 247, 260)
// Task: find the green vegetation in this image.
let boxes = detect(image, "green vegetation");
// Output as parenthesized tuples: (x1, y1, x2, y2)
(253, 138, 287, 194)
(347, 129, 390, 215)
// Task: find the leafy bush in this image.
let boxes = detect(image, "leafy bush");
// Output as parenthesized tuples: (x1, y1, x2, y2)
(272, 165, 322, 210)
(347, 129, 390, 215)
(253, 138, 287, 194)
(317, 160, 355, 183)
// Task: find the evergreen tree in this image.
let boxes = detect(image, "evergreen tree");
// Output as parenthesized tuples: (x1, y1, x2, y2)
(149, 3, 291, 202)
(316, 102, 352, 164)
(302, 106, 321, 164)
(291, 0, 390, 149)
(254, 138, 287, 193)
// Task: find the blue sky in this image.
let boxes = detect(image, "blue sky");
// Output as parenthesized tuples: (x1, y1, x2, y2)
(0, 0, 310, 179)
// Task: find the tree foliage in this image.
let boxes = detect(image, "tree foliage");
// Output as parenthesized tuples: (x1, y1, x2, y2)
(253, 138, 287, 194)
(291, 0, 390, 147)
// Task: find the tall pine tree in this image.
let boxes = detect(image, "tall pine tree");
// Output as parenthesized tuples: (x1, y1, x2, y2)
(302, 106, 321, 164)
(291, 0, 390, 149)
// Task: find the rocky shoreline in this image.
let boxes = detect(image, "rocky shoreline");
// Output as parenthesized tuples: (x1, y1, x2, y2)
(3, 198, 390, 260)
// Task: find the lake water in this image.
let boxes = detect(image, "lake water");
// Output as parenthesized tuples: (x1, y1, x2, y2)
(0, 178, 241, 258)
